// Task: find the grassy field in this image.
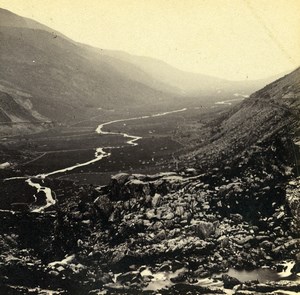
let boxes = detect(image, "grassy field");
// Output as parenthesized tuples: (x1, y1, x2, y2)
(1, 103, 231, 184)
(0, 102, 238, 209)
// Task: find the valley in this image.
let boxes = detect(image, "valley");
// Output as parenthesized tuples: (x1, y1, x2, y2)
(0, 103, 228, 212)
(1, 83, 300, 294)
(0, 6, 300, 295)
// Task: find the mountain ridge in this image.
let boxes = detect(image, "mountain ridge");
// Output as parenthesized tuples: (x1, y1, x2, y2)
(0, 7, 291, 135)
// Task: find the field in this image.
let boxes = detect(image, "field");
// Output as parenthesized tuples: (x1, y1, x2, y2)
(2, 104, 234, 180)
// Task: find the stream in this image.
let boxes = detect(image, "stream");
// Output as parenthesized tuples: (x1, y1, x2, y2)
(6, 108, 187, 213)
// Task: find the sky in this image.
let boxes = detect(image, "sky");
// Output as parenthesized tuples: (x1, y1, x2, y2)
(1, 0, 300, 80)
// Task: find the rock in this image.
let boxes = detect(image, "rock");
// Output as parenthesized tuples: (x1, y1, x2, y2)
(49, 270, 60, 277)
(110, 173, 130, 200)
(230, 213, 243, 223)
(111, 173, 130, 185)
(172, 260, 186, 271)
(157, 263, 171, 272)
(222, 274, 241, 289)
(286, 178, 300, 235)
(151, 193, 161, 208)
(152, 221, 163, 231)
(184, 168, 197, 175)
(156, 229, 166, 241)
(167, 283, 222, 294)
(291, 261, 300, 274)
(163, 212, 175, 220)
(108, 208, 121, 223)
(146, 209, 156, 220)
(256, 235, 269, 241)
(170, 271, 187, 283)
(239, 281, 300, 293)
(116, 271, 141, 285)
(71, 211, 82, 221)
(194, 221, 218, 239)
(218, 236, 229, 247)
(175, 206, 184, 217)
(94, 195, 113, 219)
(233, 235, 253, 245)
(56, 266, 65, 272)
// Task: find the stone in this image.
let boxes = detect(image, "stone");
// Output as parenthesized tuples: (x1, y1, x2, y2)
(94, 195, 113, 219)
(151, 193, 162, 207)
(146, 209, 156, 220)
(163, 212, 175, 220)
(156, 229, 166, 241)
(117, 271, 141, 285)
(194, 221, 218, 239)
(222, 274, 241, 289)
(175, 206, 184, 217)
(239, 281, 300, 293)
(170, 271, 187, 283)
(233, 235, 253, 245)
(291, 261, 300, 274)
(152, 221, 164, 230)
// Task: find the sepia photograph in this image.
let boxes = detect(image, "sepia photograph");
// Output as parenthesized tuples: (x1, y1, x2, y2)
(0, 0, 299, 294)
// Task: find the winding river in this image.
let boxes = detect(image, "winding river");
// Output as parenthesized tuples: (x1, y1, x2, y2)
(7, 108, 187, 213)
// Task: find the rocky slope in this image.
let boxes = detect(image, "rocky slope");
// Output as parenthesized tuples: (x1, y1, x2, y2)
(179, 67, 300, 170)
(0, 69, 299, 293)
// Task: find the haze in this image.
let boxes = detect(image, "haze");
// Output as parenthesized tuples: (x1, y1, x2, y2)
(1, 0, 299, 80)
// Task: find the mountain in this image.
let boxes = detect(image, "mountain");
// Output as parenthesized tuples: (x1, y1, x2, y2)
(0, 8, 286, 131)
(0, 8, 178, 125)
(0, 8, 68, 38)
(100, 49, 286, 97)
(180, 67, 300, 170)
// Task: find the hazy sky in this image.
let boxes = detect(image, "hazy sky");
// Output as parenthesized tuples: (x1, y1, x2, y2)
(1, 0, 300, 80)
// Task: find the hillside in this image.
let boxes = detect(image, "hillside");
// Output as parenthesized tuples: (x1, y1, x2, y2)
(0, 8, 284, 132)
(0, 8, 178, 126)
(0, 27, 171, 122)
(101, 49, 286, 98)
(178, 67, 300, 169)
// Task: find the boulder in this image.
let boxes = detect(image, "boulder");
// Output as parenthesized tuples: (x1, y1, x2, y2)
(194, 221, 218, 239)
(286, 178, 300, 235)
(291, 261, 300, 274)
(222, 274, 241, 289)
(116, 271, 141, 285)
(110, 173, 130, 200)
(151, 193, 161, 208)
(94, 195, 113, 219)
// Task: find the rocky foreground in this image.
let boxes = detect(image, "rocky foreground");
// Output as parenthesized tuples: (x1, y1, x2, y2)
(1, 129, 300, 294)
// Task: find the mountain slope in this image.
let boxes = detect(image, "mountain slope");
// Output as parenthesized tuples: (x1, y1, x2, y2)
(100, 49, 286, 98)
(180, 67, 300, 169)
(0, 8, 285, 128)
(0, 27, 171, 122)
(0, 8, 178, 124)
(0, 8, 67, 38)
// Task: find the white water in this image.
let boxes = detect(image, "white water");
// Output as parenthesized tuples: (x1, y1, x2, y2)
(278, 261, 296, 278)
(215, 97, 245, 105)
(5, 108, 187, 212)
(26, 178, 55, 213)
(37, 147, 111, 179)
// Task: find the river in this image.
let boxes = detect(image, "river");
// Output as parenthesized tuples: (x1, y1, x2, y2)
(5, 108, 187, 213)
